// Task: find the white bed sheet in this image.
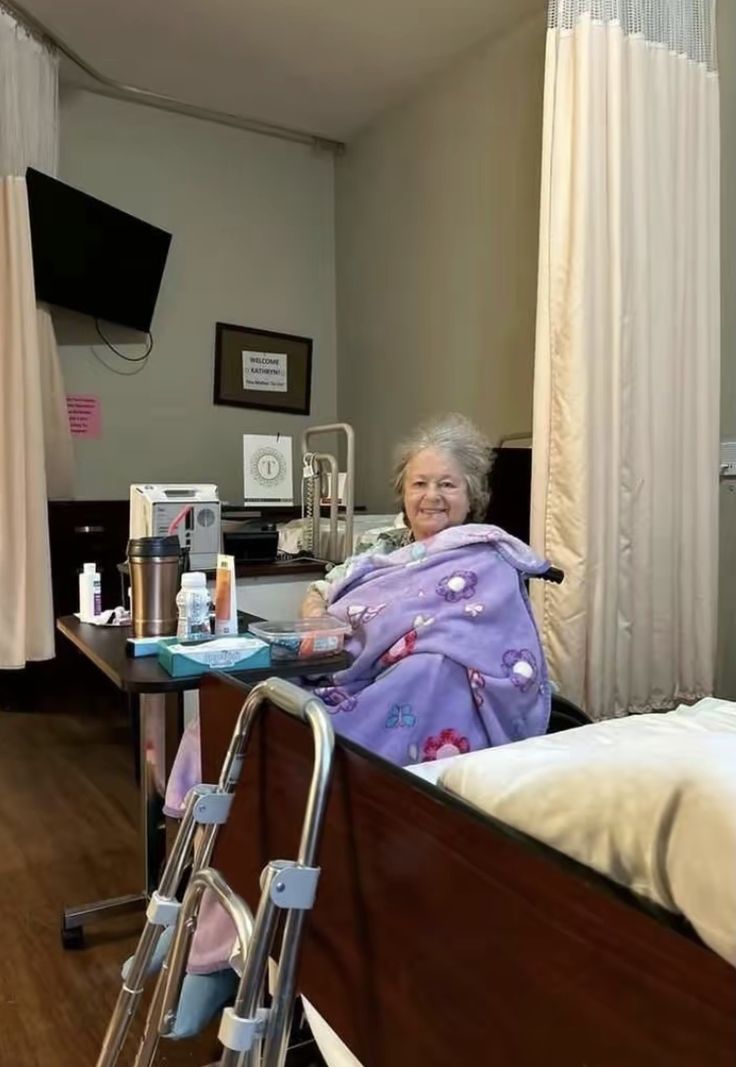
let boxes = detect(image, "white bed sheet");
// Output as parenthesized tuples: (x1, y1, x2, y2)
(304, 698, 736, 1067)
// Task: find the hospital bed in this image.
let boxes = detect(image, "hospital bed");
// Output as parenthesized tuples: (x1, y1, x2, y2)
(186, 673, 736, 1067)
(99, 672, 736, 1065)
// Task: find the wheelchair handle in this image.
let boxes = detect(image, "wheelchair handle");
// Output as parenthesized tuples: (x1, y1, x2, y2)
(540, 566, 564, 584)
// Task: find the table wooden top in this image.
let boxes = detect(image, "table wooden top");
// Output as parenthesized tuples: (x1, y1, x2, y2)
(56, 615, 350, 695)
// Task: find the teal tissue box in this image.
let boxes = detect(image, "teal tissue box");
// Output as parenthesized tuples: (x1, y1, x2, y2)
(158, 635, 270, 678)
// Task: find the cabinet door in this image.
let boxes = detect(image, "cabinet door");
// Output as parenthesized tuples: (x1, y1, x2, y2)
(49, 501, 129, 614)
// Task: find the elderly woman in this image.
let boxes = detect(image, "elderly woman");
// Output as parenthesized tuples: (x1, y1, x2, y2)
(296, 412, 551, 767)
(300, 413, 491, 618)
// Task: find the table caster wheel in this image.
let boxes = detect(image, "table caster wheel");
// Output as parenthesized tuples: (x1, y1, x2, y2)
(61, 922, 85, 950)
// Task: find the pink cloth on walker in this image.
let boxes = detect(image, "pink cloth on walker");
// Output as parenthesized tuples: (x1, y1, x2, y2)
(164, 718, 202, 817)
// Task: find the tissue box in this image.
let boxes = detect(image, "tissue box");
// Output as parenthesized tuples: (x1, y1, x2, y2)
(158, 635, 270, 678)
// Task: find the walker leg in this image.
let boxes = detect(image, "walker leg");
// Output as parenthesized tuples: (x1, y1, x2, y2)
(96, 922, 165, 1067)
(95, 785, 208, 1066)
(131, 961, 168, 1067)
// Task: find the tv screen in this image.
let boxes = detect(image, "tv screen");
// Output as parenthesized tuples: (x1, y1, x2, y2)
(26, 167, 172, 333)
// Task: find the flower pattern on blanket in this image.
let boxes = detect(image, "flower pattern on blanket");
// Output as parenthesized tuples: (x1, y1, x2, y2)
(436, 570, 478, 602)
(501, 649, 538, 693)
(422, 728, 471, 761)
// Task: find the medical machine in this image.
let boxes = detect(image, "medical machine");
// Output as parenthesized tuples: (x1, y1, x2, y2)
(129, 484, 221, 570)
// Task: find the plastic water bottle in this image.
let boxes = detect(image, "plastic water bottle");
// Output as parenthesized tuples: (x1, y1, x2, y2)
(176, 572, 211, 640)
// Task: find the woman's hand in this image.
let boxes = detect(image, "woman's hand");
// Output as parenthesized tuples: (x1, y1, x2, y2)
(299, 590, 328, 620)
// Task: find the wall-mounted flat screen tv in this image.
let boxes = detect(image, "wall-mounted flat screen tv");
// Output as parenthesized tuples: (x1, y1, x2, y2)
(26, 167, 172, 333)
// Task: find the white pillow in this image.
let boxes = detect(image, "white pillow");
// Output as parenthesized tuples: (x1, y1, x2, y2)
(439, 698, 736, 966)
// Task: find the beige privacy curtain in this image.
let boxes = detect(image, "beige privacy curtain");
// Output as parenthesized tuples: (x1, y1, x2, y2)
(531, 1, 720, 717)
(0, 9, 74, 669)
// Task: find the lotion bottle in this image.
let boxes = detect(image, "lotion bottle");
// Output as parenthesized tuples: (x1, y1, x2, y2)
(79, 562, 100, 621)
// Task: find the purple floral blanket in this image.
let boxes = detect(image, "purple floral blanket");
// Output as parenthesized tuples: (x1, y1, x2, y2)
(314, 524, 551, 766)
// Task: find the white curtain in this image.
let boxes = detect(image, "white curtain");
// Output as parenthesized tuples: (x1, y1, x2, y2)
(0, 8, 74, 669)
(531, 1, 720, 717)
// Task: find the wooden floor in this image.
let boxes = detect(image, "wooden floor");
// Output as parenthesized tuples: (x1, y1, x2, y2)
(0, 676, 224, 1067)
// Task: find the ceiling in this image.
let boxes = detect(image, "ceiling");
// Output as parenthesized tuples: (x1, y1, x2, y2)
(18, 0, 545, 141)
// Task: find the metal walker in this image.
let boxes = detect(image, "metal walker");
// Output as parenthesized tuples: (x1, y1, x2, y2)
(96, 677, 335, 1067)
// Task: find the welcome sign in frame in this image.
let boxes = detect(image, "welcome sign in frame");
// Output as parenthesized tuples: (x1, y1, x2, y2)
(213, 322, 313, 415)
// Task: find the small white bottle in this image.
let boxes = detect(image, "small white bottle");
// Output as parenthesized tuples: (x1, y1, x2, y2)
(79, 562, 101, 621)
(176, 572, 210, 640)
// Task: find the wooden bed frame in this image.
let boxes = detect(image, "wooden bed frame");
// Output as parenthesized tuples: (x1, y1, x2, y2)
(199, 673, 736, 1067)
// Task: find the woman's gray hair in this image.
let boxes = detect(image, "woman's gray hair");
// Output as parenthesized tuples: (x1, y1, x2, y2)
(392, 413, 493, 521)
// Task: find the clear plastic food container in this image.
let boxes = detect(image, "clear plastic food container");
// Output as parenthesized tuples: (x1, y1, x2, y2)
(249, 618, 351, 661)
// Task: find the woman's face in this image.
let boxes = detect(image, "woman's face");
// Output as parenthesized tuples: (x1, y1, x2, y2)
(403, 448, 470, 540)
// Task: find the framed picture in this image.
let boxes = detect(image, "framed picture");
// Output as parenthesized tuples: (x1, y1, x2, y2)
(213, 322, 313, 415)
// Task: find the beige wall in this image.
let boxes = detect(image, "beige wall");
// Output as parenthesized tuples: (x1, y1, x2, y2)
(335, 12, 546, 511)
(57, 90, 337, 503)
(718, 1, 736, 697)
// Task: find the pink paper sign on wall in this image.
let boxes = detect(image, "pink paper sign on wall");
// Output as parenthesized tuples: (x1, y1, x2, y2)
(66, 394, 101, 438)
